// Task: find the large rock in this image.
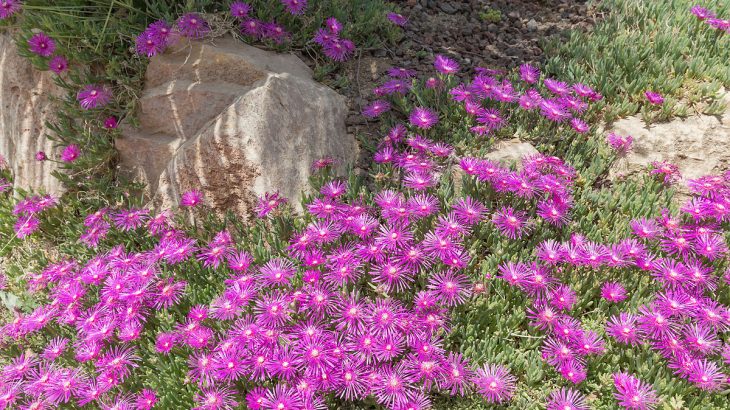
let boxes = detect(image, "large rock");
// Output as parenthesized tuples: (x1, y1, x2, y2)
(117, 37, 357, 217)
(0, 32, 65, 195)
(609, 93, 730, 184)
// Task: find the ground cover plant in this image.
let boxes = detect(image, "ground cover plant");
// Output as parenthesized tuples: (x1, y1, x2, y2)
(1, 1, 730, 409)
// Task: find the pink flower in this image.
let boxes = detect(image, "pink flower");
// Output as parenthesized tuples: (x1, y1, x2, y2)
(103, 116, 118, 129)
(61, 144, 80, 162)
(77, 84, 112, 110)
(387, 12, 408, 27)
(644, 91, 664, 105)
(35, 151, 47, 161)
(28, 32, 55, 57)
(180, 190, 203, 207)
(48, 55, 68, 74)
(409, 107, 439, 129)
(434, 54, 459, 75)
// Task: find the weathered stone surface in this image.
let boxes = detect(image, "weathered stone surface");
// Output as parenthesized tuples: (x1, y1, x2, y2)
(609, 93, 730, 184)
(117, 37, 357, 217)
(0, 32, 65, 195)
(485, 138, 539, 167)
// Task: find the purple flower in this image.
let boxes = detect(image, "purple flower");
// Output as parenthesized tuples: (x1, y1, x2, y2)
(362, 100, 392, 118)
(434, 54, 459, 75)
(0, 0, 22, 19)
(103, 116, 118, 129)
(14, 215, 39, 238)
(644, 91, 664, 105)
(544, 78, 571, 96)
(387, 12, 408, 27)
(607, 313, 644, 345)
(325, 17, 342, 35)
(473, 364, 516, 404)
(519, 63, 540, 83)
(77, 84, 112, 109)
(177, 13, 209, 38)
(547, 388, 588, 410)
(650, 161, 681, 185)
(492, 207, 530, 239)
(35, 151, 47, 161)
(601, 282, 627, 303)
(180, 190, 203, 207)
(61, 144, 80, 162)
(690, 5, 715, 20)
(613, 372, 658, 410)
(281, 0, 307, 15)
(570, 117, 590, 133)
(48, 55, 68, 74)
(230, 1, 252, 18)
(322, 37, 355, 62)
(28, 32, 55, 57)
(409, 107, 438, 129)
(606, 133, 633, 155)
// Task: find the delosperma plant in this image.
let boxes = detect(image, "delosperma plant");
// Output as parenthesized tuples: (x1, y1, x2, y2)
(1, 1, 730, 410)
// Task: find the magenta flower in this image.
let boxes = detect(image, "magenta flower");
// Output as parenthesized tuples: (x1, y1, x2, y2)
(606, 133, 633, 155)
(230, 1, 252, 19)
(690, 5, 715, 20)
(601, 282, 628, 303)
(644, 91, 664, 105)
(28, 32, 55, 57)
(492, 207, 530, 239)
(547, 388, 588, 410)
(61, 144, 80, 162)
(322, 37, 355, 61)
(362, 100, 392, 118)
(473, 364, 516, 404)
(281, 0, 307, 15)
(14, 215, 39, 238)
(650, 161, 681, 185)
(180, 190, 203, 207)
(77, 84, 112, 110)
(48, 55, 68, 73)
(519, 63, 540, 83)
(433, 54, 459, 75)
(0, 0, 22, 19)
(387, 12, 408, 27)
(613, 372, 658, 410)
(35, 150, 47, 161)
(409, 107, 438, 129)
(177, 13, 210, 38)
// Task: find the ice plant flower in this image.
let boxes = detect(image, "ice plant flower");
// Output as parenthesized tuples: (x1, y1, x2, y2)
(613, 372, 658, 410)
(433, 54, 459, 75)
(28, 32, 55, 57)
(181, 190, 203, 207)
(230, 1, 252, 19)
(473, 364, 516, 404)
(77, 84, 112, 110)
(48, 55, 68, 73)
(644, 91, 664, 105)
(547, 388, 588, 410)
(35, 151, 47, 161)
(0, 0, 22, 19)
(606, 133, 633, 155)
(281, 0, 307, 15)
(177, 13, 209, 38)
(409, 107, 439, 129)
(387, 12, 408, 27)
(61, 144, 80, 162)
(103, 116, 118, 129)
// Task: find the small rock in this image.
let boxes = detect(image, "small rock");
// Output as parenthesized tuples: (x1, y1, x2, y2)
(439, 3, 458, 14)
(527, 19, 539, 31)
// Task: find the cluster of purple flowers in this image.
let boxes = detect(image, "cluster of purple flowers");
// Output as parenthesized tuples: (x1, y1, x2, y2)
(135, 14, 212, 58)
(26, 32, 69, 74)
(231, 2, 291, 45)
(371, 57, 603, 138)
(691, 5, 730, 33)
(11, 194, 57, 239)
(314, 18, 355, 62)
(458, 154, 576, 236)
(604, 173, 730, 394)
